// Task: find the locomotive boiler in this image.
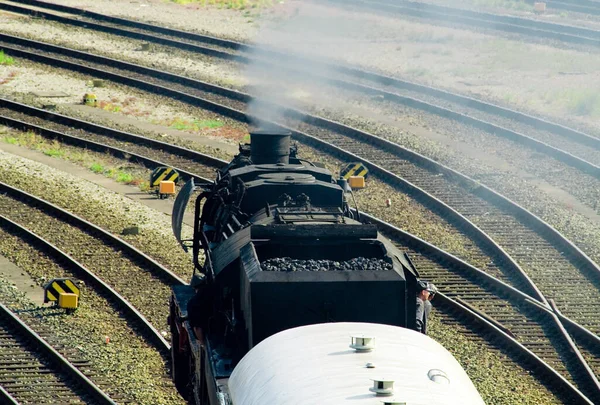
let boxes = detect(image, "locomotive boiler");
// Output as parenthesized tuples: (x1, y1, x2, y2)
(168, 130, 484, 405)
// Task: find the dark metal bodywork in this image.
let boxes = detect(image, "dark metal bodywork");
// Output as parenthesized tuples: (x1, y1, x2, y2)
(168, 132, 418, 404)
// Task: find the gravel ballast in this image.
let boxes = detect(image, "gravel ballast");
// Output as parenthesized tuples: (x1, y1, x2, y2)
(21, 0, 600, 135)
(0, 234, 185, 405)
(0, 133, 565, 404)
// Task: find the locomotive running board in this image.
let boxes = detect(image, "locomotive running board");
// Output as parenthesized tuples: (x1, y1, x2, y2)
(172, 178, 196, 252)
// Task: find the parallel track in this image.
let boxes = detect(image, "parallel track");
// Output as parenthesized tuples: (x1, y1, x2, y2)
(4, 2, 600, 177)
(0, 293, 115, 404)
(334, 0, 600, 47)
(527, 0, 600, 17)
(0, 184, 179, 352)
(0, 10, 596, 398)
(2, 105, 599, 401)
(2, 35, 600, 336)
(364, 213, 600, 403)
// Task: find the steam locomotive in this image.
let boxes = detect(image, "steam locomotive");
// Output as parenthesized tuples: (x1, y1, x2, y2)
(168, 131, 485, 404)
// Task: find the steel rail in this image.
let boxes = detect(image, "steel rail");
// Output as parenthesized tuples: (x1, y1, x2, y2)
(0, 1, 244, 61)
(6, 103, 598, 400)
(0, 384, 18, 405)
(5, 0, 248, 51)
(549, 300, 600, 399)
(1, 37, 594, 303)
(2, 18, 599, 180)
(6, 41, 552, 299)
(0, 113, 206, 184)
(3, 30, 600, 350)
(0, 99, 222, 182)
(5, 35, 600, 307)
(5, 1, 600, 163)
(9, 0, 600, 48)
(364, 210, 600, 341)
(0, 301, 117, 404)
(370, 0, 600, 39)
(335, 0, 600, 46)
(360, 211, 598, 403)
(0, 180, 188, 286)
(436, 294, 593, 404)
(537, 0, 600, 16)
(0, 97, 227, 169)
(4, 93, 598, 400)
(0, 215, 171, 352)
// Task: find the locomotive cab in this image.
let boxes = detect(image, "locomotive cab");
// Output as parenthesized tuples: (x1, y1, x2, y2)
(169, 131, 418, 404)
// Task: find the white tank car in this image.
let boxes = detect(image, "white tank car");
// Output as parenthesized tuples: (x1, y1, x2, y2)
(229, 322, 485, 405)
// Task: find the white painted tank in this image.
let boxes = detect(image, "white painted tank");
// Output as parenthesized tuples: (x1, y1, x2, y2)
(229, 322, 485, 405)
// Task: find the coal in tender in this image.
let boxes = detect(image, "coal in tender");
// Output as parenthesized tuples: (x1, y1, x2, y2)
(260, 257, 393, 272)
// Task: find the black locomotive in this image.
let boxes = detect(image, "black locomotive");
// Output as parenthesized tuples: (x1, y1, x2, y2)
(168, 130, 419, 404)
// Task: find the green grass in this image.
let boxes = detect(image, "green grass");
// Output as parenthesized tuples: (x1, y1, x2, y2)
(170, 117, 224, 131)
(196, 119, 224, 129)
(116, 172, 134, 183)
(1, 131, 148, 187)
(0, 50, 14, 66)
(90, 163, 105, 173)
(43, 148, 64, 157)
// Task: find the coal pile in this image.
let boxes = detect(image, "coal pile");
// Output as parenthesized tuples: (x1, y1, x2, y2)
(260, 257, 393, 272)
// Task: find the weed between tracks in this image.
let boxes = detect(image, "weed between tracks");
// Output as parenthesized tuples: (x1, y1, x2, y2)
(0, 50, 14, 66)
(1, 130, 148, 189)
(167, 117, 224, 131)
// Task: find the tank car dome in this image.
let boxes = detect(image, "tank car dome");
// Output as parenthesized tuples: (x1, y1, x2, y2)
(228, 322, 485, 405)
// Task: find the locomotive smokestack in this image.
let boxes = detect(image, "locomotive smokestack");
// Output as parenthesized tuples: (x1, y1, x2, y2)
(250, 130, 291, 164)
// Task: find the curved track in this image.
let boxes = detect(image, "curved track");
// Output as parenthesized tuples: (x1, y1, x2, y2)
(3, 1, 600, 177)
(333, 0, 600, 47)
(6, 34, 600, 332)
(0, 15, 599, 400)
(0, 184, 177, 352)
(363, 212, 600, 403)
(0, 99, 224, 183)
(2, 103, 599, 401)
(2, 33, 600, 330)
(539, 0, 600, 16)
(0, 288, 115, 404)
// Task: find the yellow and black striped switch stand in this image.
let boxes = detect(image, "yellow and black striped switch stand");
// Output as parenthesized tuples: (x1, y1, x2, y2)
(43, 278, 81, 309)
(340, 162, 369, 180)
(150, 167, 179, 187)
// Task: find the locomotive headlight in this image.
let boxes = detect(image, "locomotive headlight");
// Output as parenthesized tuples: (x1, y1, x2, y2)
(428, 369, 450, 384)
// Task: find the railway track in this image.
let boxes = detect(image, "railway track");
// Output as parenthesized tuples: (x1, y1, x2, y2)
(526, 0, 600, 17)
(1, 10, 599, 400)
(2, 105, 599, 401)
(0, 302, 115, 404)
(3, 2, 600, 180)
(364, 213, 600, 403)
(332, 0, 600, 48)
(2, 34, 600, 336)
(0, 100, 225, 183)
(0, 181, 182, 350)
